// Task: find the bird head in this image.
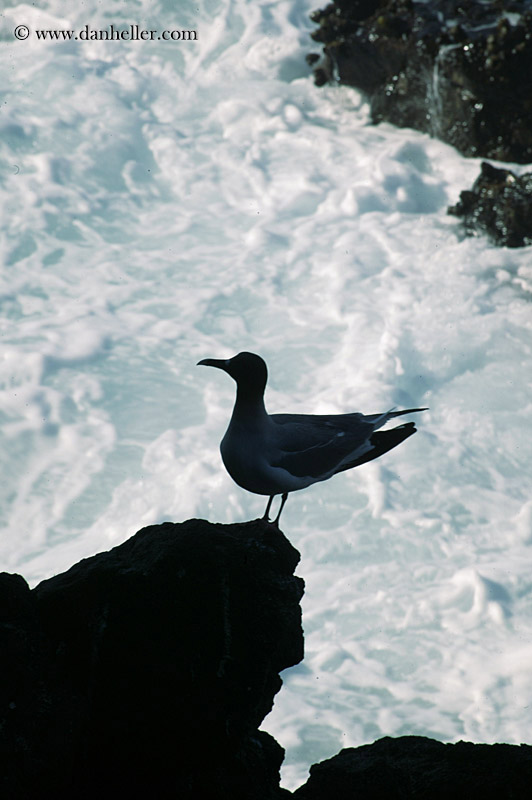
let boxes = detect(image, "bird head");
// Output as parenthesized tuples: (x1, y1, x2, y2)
(197, 351, 268, 399)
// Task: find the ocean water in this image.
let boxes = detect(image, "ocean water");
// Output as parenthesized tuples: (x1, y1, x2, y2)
(1, 0, 532, 790)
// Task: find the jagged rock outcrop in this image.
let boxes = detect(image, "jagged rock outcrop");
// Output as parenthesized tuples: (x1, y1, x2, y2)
(448, 161, 532, 247)
(293, 735, 532, 799)
(0, 520, 304, 799)
(308, 0, 532, 164)
(3, 519, 532, 797)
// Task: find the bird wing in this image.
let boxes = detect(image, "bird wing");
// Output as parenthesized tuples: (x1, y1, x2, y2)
(269, 413, 376, 479)
(334, 422, 417, 473)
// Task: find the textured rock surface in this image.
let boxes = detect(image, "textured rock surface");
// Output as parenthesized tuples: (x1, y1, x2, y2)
(448, 161, 532, 247)
(293, 735, 532, 799)
(3, 520, 532, 797)
(0, 519, 304, 799)
(308, 0, 532, 163)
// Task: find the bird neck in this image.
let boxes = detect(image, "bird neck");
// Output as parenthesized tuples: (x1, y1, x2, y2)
(233, 384, 268, 421)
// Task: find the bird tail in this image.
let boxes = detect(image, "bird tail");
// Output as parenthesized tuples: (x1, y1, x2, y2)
(334, 422, 418, 474)
(363, 407, 428, 430)
(388, 407, 428, 418)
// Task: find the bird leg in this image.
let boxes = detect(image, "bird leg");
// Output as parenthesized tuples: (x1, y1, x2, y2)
(262, 495, 274, 521)
(272, 493, 288, 527)
(262, 493, 288, 525)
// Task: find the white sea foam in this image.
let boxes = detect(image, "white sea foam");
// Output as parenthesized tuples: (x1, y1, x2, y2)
(1, 0, 532, 790)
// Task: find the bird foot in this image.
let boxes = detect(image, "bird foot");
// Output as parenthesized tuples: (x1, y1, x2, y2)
(261, 512, 278, 527)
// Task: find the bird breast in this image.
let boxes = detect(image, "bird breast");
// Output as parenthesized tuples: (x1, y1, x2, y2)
(220, 421, 305, 496)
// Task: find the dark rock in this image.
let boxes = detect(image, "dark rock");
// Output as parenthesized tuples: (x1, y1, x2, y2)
(309, 0, 532, 163)
(448, 161, 532, 247)
(4, 520, 532, 798)
(0, 520, 304, 799)
(293, 735, 532, 799)
(0, 573, 53, 796)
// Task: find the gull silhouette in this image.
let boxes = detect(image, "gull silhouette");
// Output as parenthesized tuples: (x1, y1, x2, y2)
(198, 352, 427, 525)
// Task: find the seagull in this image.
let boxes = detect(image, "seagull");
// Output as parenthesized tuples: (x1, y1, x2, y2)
(198, 352, 427, 525)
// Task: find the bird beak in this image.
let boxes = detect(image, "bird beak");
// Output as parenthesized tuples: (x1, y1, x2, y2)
(197, 358, 229, 370)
